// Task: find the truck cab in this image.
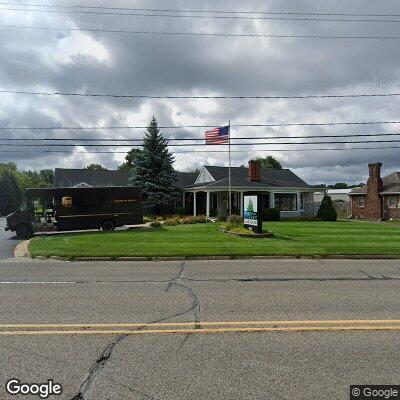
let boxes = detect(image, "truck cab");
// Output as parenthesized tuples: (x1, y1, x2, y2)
(6, 191, 56, 239)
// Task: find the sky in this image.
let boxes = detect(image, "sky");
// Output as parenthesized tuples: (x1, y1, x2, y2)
(1, 0, 400, 184)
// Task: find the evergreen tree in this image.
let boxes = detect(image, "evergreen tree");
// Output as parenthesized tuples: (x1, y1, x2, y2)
(129, 117, 178, 214)
(317, 195, 338, 221)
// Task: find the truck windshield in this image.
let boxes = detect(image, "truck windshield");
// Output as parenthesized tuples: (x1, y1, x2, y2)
(19, 196, 32, 212)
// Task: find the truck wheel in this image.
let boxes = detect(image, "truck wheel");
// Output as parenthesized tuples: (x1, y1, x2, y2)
(16, 224, 33, 239)
(101, 220, 115, 232)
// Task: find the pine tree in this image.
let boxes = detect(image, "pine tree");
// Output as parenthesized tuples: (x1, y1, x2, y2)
(129, 117, 178, 214)
(317, 195, 338, 221)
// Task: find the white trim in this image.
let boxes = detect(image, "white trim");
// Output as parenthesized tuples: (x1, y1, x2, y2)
(194, 167, 215, 184)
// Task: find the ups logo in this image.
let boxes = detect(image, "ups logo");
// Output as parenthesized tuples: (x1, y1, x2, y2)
(62, 196, 72, 208)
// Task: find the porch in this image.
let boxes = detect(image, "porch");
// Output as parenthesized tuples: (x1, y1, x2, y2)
(183, 189, 314, 219)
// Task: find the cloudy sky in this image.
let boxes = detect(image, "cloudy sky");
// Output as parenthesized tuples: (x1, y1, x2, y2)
(1, 0, 400, 184)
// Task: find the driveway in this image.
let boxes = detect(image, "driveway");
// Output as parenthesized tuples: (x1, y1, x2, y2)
(0, 218, 20, 259)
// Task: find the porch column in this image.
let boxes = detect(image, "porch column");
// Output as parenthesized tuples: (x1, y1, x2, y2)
(240, 192, 244, 216)
(182, 192, 185, 209)
(270, 191, 275, 208)
(193, 192, 197, 216)
(206, 190, 210, 218)
(297, 191, 301, 212)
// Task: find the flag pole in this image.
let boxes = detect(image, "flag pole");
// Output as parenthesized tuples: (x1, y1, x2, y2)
(228, 120, 232, 216)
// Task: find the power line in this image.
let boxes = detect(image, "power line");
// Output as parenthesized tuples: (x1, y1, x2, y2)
(3, 131, 400, 141)
(0, 2, 399, 18)
(2, 89, 400, 99)
(1, 24, 400, 40)
(3, 139, 400, 147)
(3, 120, 400, 130)
(0, 146, 399, 154)
(2, 6, 400, 23)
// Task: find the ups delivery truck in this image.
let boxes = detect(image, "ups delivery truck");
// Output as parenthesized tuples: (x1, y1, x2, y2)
(5, 186, 143, 239)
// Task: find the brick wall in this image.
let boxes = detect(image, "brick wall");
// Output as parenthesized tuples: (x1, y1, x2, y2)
(351, 195, 366, 218)
(384, 195, 400, 220)
(364, 163, 383, 220)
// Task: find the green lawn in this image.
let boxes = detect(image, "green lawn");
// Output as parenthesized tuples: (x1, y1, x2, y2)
(28, 221, 400, 259)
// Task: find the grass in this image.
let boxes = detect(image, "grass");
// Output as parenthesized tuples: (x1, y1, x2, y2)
(28, 221, 400, 259)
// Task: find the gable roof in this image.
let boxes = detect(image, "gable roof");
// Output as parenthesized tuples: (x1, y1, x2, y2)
(54, 168, 130, 188)
(187, 166, 310, 189)
(175, 172, 198, 188)
(350, 172, 400, 195)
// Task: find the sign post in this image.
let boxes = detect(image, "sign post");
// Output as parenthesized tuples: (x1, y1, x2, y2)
(243, 195, 262, 234)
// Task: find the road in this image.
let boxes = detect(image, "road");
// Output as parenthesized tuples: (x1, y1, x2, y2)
(0, 258, 399, 399)
(0, 218, 20, 259)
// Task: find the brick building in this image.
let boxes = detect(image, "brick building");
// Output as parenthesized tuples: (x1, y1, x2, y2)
(350, 163, 400, 220)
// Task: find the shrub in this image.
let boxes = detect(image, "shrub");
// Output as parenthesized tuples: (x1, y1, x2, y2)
(226, 214, 243, 225)
(176, 206, 187, 216)
(149, 221, 161, 228)
(143, 216, 154, 224)
(264, 208, 280, 221)
(218, 216, 227, 222)
(195, 215, 209, 223)
(164, 217, 180, 226)
(317, 195, 338, 221)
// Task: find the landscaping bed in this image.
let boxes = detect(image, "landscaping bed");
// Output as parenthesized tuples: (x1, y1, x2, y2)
(28, 221, 400, 259)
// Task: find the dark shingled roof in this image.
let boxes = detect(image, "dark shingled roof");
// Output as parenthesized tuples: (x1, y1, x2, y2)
(54, 168, 197, 189)
(54, 168, 130, 188)
(350, 172, 400, 195)
(187, 166, 310, 189)
(175, 172, 197, 188)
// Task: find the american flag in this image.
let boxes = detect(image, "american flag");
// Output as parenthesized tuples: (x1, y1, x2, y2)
(205, 125, 230, 145)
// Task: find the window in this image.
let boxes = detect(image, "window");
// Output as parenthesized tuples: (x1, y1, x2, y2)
(358, 197, 365, 208)
(274, 193, 297, 211)
(388, 196, 397, 209)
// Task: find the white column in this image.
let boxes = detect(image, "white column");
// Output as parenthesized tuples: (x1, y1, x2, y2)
(297, 191, 301, 212)
(270, 192, 275, 208)
(206, 190, 210, 218)
(240, 192, 244, 216)
(193, 192, 197, 217)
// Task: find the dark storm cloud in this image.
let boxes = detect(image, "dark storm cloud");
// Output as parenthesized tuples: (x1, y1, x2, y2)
(1, 0, 400, 182)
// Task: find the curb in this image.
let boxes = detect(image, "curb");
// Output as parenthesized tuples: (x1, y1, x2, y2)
(28, 254, 400, 262)
(13, 240, 31, 258)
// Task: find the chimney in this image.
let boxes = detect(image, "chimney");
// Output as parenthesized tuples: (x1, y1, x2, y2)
(248, 160, 261, 182)
(365, 162, 384, 219)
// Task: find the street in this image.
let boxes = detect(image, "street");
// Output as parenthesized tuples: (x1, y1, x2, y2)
(0, 258, 399, 399)
(0, 218, 20, 260)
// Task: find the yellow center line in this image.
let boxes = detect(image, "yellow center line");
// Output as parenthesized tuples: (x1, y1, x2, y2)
(1, 319, 400, 329)
(0, 325, 400, 336)
(0, 320, 400, 335)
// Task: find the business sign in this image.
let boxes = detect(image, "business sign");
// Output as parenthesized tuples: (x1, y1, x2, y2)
(244, 195, 262, 233)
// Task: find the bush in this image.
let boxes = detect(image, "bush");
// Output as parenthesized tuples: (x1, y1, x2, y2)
(176, 206, 187, 216)
(149, 221, 161, 228)
(195, 215, 209, 223)
(164, 217, 180, 226)
(264, 208, 280, 221)
(226, 214, 243, 225)
(143, 216, 154, 223)
(218, 216, 227, 222)
(317, 195, 338, 221)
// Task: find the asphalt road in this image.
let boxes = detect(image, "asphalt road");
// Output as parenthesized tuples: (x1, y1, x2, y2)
(0, 218, 20, 259)
(0, 258, 399, 399)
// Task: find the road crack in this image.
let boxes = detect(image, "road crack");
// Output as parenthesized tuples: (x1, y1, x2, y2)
(70, 262, 201, 399)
